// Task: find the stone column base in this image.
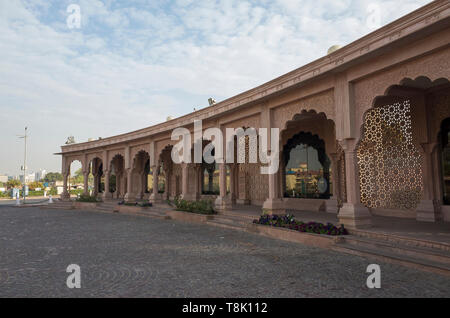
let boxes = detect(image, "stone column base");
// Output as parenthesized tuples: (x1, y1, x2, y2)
(103, 192, 113, 200)
(262, 199, 286, 215)
(215, 196, 232, 212)
(338, 203, 372, 229)
(325, 197, 339, 214)
(181, 193, 200, 201)
(124, 192, 136, 203)
(149, 193, 163, 204)
(416, 200, 437, 222)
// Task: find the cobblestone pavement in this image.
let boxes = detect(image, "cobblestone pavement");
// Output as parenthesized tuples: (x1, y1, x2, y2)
(0, 206, 449, 298)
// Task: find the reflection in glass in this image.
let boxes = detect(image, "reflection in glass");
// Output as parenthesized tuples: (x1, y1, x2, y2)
(285, 144, 331, 199)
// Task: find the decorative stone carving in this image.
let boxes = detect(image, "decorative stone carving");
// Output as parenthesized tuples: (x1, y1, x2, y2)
(357, 100, 423, 210)
(273, 90, 335, 130)
(354, 49, 450, 130)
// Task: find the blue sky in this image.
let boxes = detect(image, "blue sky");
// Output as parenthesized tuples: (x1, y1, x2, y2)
(0, 0, 432, 176)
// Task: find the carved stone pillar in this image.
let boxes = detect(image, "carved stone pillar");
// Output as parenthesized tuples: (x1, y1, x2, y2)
(135, 170, 144, 200)
(239, 168, 250, 205)
(228, 164, 237, 205)
(124, 169, 134, 202)
(164, 169, 171, 200)
(93, 173, 99, 196)
(326, 153, 339, 213)
(416, 143, 439, 222)
(114, 172, 121, 199)
(215, 163, 232, 211)
(337, 139, 371, 229)
(180, 163, 198, 201)
(61, 173, 70, 201)
(193, 164, 201, 201)
(103, 170, 112, 200)
(83, 171, 89, 196)
(262, 169, 285, 215)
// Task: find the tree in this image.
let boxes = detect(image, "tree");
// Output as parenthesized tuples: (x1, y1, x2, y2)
(71, 168, 93, 185)
(43, 172, 63, 183)
(28, 181, 44, 191)
(7, 179, 22, 189)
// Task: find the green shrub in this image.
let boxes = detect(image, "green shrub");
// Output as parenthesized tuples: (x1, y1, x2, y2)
(76, 194, 101, 203)
(124, 202, 153, 207)
(172, 197, 216, 215)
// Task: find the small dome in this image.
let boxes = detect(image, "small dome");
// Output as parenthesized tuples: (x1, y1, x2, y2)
(166, 116, 174, 121)
(327, 45, 341, 55)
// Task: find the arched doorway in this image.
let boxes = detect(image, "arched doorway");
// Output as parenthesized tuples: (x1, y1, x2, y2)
(283, 132, 331, 199)
(131, 150, 150, 200)
(89, 157, 103, 197)
(279, 111, 338, 213)
(440, 118, 450, 206)
(110, 154, 125, 199)
(68, 159, 84, 197)
(358, 76, 450, 221)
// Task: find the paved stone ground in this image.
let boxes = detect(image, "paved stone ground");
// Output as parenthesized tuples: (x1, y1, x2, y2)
(0, 206, 449, 298)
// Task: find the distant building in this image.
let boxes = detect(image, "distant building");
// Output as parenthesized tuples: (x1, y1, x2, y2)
(0, 175, 8, 183)
(19, 173, 36, 184)
(35, 169, 47, 181)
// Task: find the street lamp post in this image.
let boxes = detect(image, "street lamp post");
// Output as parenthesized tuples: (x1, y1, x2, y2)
(18, 127, 28, 203)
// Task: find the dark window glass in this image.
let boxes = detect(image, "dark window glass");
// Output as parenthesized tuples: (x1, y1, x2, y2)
(285, 144, 330, 199)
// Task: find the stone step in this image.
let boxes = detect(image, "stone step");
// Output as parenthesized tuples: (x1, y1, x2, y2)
(97, 204, 119, 212)
(215, 215, 250, 226)
(221, 211, 259, 221)
(45, 202, 74, 210)
(344, 236, 450, 265)
(135, 211, 169, 219)
(334, 240, 450, 277)
(95, 207, 116, 213)
(349, 229, 450, 252)
(205, 213, 252, 231)
(206, 218, 247, 231)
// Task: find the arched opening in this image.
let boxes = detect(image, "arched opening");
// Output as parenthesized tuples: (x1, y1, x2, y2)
(110, 154, 125, 199)
(89, 157, 103, 197)
(201, 147, 220, 195)
(280, 110, 338, 212)
(158, 145, 174, 200)
(358, 100, 423, 210)
(283, 132, 331, 199)
(440, 118, 450, 205)
(132, 150, 150, 200)
(359, 76, 450, 220)
(68, 160, 84, 197)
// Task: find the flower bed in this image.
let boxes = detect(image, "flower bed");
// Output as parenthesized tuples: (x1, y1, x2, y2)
(253, 215, 348, 236)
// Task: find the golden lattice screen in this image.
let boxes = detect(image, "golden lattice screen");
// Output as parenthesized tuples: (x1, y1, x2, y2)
(357, 100, 423, 210)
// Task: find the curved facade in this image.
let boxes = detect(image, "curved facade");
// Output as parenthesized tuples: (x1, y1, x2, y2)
(58, 1, 450, 229)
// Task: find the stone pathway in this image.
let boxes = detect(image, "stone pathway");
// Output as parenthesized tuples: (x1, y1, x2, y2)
(0, 206, 449, 297)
